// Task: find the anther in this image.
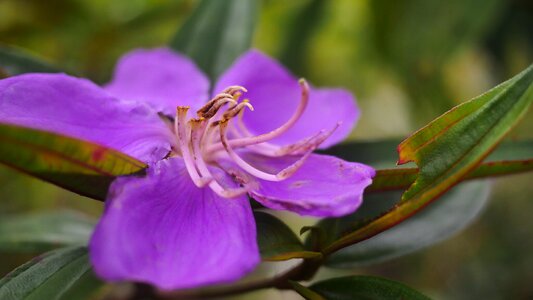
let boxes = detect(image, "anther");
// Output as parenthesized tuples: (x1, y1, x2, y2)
(197, 94, 236, 118)
(222, 101, 254, 120)
(222, 85, 248, 95)
(207, 79, 309, 153)
(201, 97, 238, 119)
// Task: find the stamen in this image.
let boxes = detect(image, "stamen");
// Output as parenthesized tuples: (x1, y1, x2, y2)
(208, 180, 248, 198)
(207, 79, 309, 153)
(269, 123, 341, 156)
(219, 120, 312, 181)
(222, 101, 254, 120)
(172, 82, 330, 197)
(234, 123, 340, 157)
(197, 94, 237, 118)
(222, 85, 248, 95)
(175, 107, 211, 187)
(202, 97, 237, 119)
(190, 118, 248, 198)
(189, 118, 212, 180)
(201, 121, 221, 150)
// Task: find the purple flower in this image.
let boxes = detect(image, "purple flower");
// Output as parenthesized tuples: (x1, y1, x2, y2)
(0, 48, 375, 289)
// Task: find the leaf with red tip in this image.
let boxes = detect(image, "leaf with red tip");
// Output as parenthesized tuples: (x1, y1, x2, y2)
(321, 64, 533, 255)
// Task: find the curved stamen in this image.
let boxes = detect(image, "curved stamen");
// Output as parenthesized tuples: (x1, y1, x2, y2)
(235, 123, 341, 157)
(175, 107, 210, 187)
(208, 180, 249, 198)
(230, 108, 287, 154)
(222, 101, 254, 120)
(198, 95, 237, 119)
(202, 97, 238, 119)
(219, 120, 313, 182)
(190, 118, 248, 198)
(173, 81, 329, 197)
(201, 121, 221, 151)
(189, 118, 212, 182)
(221, 101, 255, 143)
(271, 122, 341, 155)
(222, 85, 248, 95)
(197, 93, 232, 116)
(207, 79, 309, 153)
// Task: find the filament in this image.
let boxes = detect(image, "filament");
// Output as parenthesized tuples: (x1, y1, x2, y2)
(219, 120, 313, 181)
(175, 107, 210, 187)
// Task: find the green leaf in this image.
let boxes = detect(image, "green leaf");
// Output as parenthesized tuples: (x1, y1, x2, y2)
(0, 45, 61, 77)
(310, 276, 431, 300)
(170, 0, 259, 82)
(397, 64, 533, 199)
(323, 181, 489, 268)
(255, 212, 321, 261)
(321, 64, 533, 255)
(0, 123, 147, 201)
(0, 211, 95, 253)
(0, 247, 103, 300)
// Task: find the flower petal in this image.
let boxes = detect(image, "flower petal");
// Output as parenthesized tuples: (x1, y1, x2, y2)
(105, 48, 210, 116)
(0, 73, 173, 163)
(241, 153, 375, 217)
(89, 158, 260, 290)
(214, 50, 359, 148)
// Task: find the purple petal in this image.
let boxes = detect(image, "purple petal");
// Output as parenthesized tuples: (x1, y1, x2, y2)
(89, 158, 259, 290)
(214, 50, 359, 148)
(242, 153, 375, 217)
(0, 73, 173, 163)
(105, 48, 210, 116)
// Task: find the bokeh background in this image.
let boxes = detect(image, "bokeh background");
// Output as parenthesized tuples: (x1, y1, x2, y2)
(1, 0, 532, 299)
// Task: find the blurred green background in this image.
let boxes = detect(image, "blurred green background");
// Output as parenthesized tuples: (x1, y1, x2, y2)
(1, 0, 532, 299)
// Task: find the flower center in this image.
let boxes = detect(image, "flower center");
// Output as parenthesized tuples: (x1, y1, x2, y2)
(173, 80, 339, 198)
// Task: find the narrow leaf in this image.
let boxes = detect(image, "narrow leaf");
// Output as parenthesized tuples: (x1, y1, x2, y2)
(0, 211, 95, 253)
(398, 64, 533, 200)
(255, 212, 321, 261)
(0, 45, 60, 77)
(0, 247, 103, 300)
(0, 123, 146, 200)
(322, 65, 533, 255)
(170, 0, 259, 81)
(310, 276, 431, 300)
